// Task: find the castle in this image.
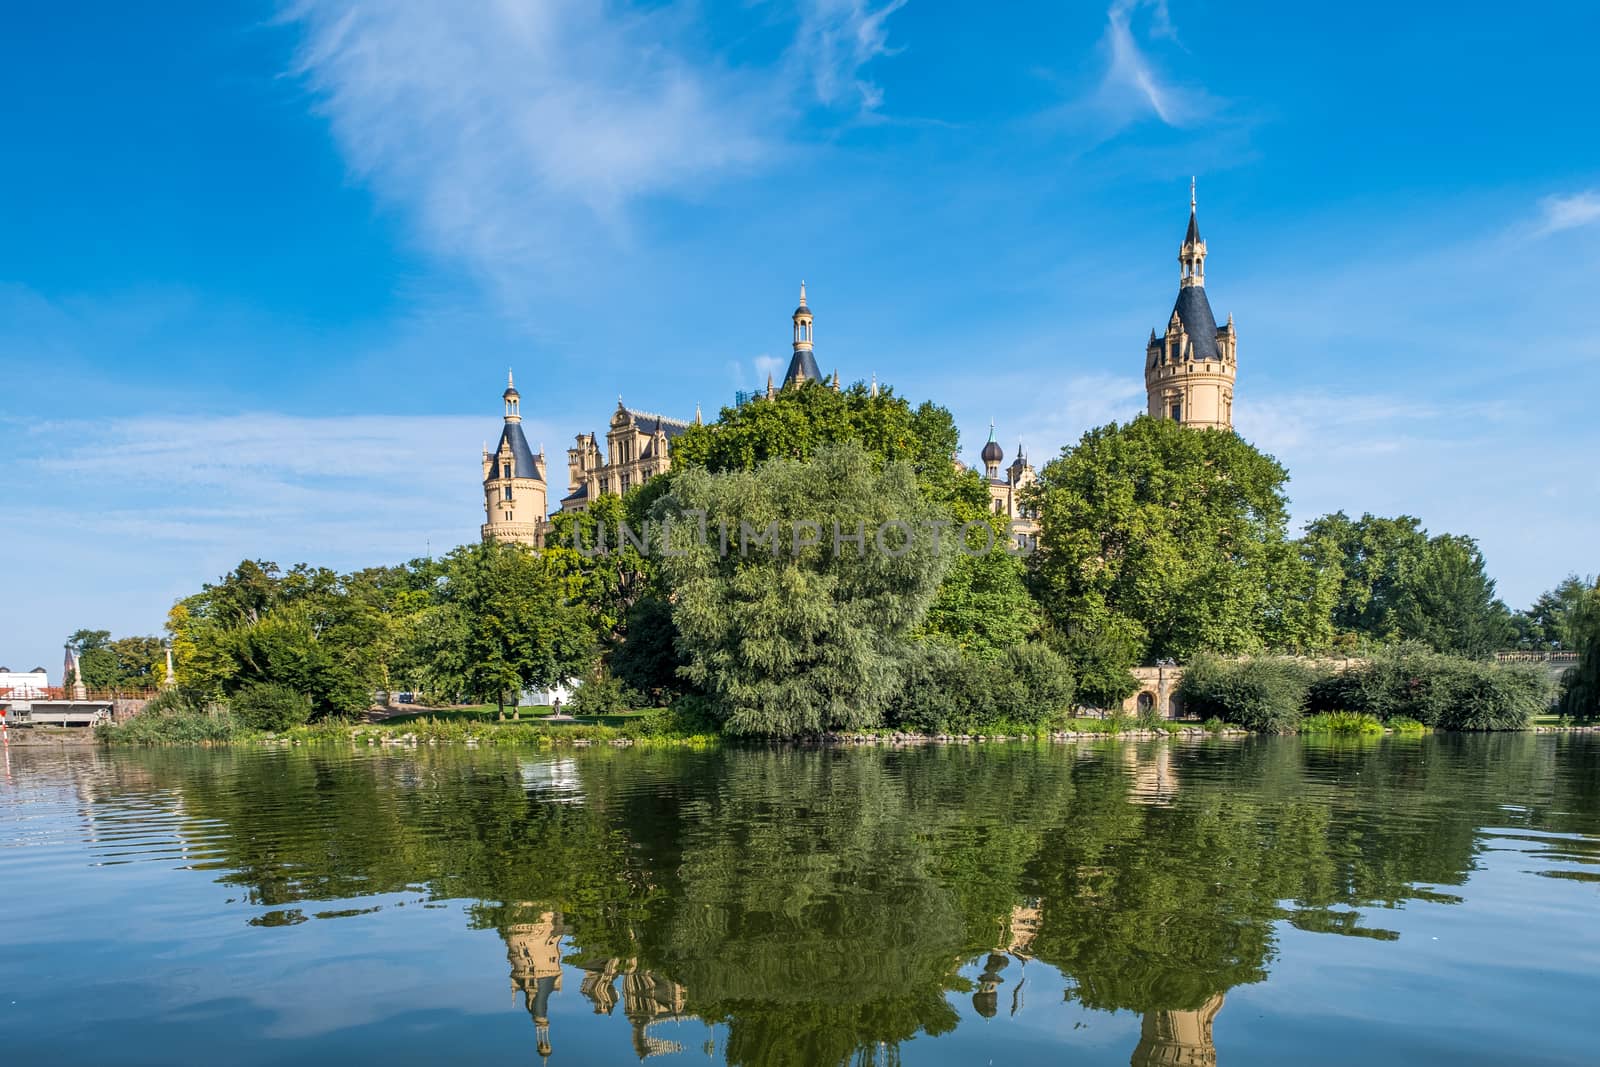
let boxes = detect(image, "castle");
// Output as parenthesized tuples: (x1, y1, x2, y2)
(482, 186, 1235, 547)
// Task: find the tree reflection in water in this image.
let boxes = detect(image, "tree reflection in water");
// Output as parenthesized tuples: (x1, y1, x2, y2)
(103, 734, 1600, 1066)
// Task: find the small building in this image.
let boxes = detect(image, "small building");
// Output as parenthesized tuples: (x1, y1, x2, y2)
(0, 667, 49, 700)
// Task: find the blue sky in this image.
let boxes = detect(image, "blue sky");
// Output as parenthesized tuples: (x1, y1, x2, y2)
(3, 0, 1598, 674)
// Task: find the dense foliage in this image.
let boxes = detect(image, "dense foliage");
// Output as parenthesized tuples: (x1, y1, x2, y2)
(161, 546, 592, 719)
(655, 443, 951, 735)
(1177, 655, 1315, 733)
(1303, 512, 1517, 655)
(1307, 646, 1548, 730)
(1558, 582, 1600, 721)
(1030, 418, 1334, 663)
(887, 639, 1075, 734)
(66, 629, 165, 690)
(69, 378, 1580, 739)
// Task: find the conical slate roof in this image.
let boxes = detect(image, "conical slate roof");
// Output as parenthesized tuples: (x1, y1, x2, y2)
(783, 349, 822, 386)
(494, 420, 544, 481)
(1170, 285, 1219, 361)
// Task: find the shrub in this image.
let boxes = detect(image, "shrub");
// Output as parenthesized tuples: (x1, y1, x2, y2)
(232, 683, 314, 731)
(1202, 717, 1227, 733)
(1388, 716, 1427, 735)
(1307, 646, 1547, 730)
(624, 695, 722, 740)
(567, 672, 641, 717)
(1300, 711, 1383, 735)
(991, 643, 1076, 724)
(888, 640, 1073, 734)
(1177, 655, 1313, 733)
(100, 690, 244, 744)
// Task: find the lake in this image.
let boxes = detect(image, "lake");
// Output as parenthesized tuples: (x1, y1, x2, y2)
(3, 735, 1598, 1065)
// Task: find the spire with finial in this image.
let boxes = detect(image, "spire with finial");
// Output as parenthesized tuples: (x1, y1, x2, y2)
(786, 279, 817, 386)
(766, 373, 775, 399)
(1180, 176, 1206, 288)
(694, 402, 703, 425)
(869, 372, 879, 399)
(831, 368, 840, 392)
(502, 369, 521, 421)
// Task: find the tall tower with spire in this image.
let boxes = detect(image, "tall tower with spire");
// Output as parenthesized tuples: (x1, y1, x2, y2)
(481, 370, 550, 548)
(1145, 180, 1237, 430)
(783, 281, 822, 388)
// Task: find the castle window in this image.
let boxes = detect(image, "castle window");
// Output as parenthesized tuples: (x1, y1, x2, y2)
(502, 462, 511, 479)
(620, 473, 631, 492)
(1170, 403, 1183, 421)
(503, 486, 513, 501)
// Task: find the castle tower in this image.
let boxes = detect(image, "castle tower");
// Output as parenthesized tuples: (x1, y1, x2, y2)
(782, 281, 822, 387)
(481, 370, 549, 548)
(1130, 993, 1225, 1067)
(1145, 180, 1236, 430)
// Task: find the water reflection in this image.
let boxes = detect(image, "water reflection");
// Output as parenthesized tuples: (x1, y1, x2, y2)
(502, 908, 689, 1061)
(4, 734, 1600, 1066)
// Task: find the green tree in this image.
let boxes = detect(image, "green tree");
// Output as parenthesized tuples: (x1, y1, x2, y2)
(1389, 535, 1513, 656)
(1558, 581, 1600, 721)
(425, 541, 595, 705)
(1513, 574, 1593, 650)
(655, 443, 951, 736)
(1302, 512, 1431, 638)
(1029, 417, 1319, 663)
(106, 636, 166, 687)
(672, 379, 983, 512)
(67, 629, 117, 689)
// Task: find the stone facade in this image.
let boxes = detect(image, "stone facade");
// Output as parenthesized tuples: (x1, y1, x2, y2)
(978, 423, 1041, 551)
(559, 402, 693, 515)
(1124, 664, 1185, 719)
(1146, 181, 1237, 431)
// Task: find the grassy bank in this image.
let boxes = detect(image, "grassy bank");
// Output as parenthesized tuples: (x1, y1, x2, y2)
(100, 707, 1251, 747)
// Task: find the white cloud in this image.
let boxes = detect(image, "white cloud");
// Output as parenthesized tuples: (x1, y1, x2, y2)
(283, 0, 909, 315)
(793, 0, 908, 111)
(752, 352, 785, 386)
(1098, 0, 1210, 128)
(1534, 190, 1600, 236)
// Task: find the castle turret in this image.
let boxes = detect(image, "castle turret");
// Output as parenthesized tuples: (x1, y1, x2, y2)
(481, 369, 549, 548)
(981, 421, 1005, 480)
(782, 281, 822, 387)
(1145, 180, 1236, 430)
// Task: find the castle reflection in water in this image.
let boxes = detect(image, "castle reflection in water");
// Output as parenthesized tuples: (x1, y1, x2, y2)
(504, 909, 690, 1061)
(501, 898, 1223, 1066)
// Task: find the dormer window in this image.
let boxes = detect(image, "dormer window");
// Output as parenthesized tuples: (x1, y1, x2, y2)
(502, 462, 511, 479)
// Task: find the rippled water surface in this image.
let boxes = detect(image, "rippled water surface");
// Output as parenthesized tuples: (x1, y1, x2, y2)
(3, 735, 1599, 1065)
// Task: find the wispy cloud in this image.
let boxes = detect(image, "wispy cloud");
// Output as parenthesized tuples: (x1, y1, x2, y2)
(283, 0, 909, 316)
(793, 0, 908, 112)
(10, 411, 529, 552)
(2, 410, 532, 670)
(1097, 0, 1212, 129)
(1533, 189, 1600, 236)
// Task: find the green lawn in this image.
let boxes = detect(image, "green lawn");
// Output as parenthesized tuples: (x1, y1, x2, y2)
(376, 704, 663, 727)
